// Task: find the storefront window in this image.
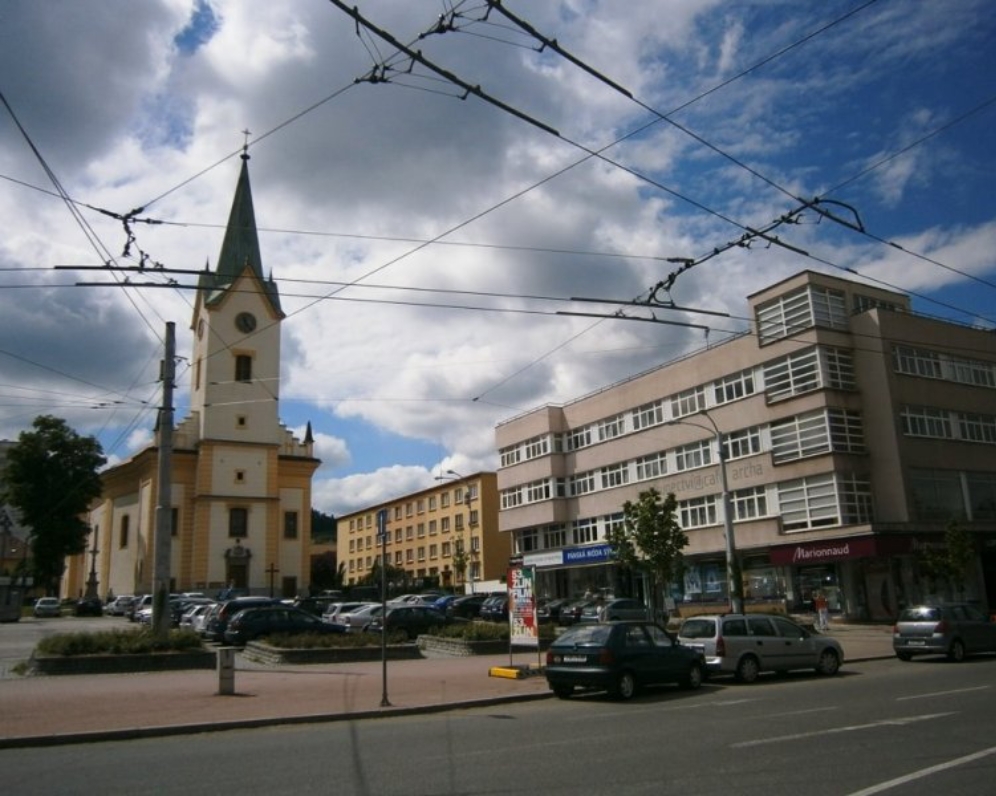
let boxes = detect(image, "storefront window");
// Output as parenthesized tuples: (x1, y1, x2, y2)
(793, 565, 841, 612)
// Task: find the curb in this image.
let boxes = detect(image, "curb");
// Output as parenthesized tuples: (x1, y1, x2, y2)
(0, 691, 553, 750)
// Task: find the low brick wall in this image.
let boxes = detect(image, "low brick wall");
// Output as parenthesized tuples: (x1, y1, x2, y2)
(417, 636, 508, 657)
(31, 649, 217, 676)
(242, 642, 423, 666)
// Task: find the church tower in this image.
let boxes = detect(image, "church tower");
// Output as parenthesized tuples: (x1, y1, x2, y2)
(70, 151, 320, 601)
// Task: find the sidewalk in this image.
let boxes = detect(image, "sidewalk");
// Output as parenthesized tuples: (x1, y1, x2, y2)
(0, 623, 894, 749)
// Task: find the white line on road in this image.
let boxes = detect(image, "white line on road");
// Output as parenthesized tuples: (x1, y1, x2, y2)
(730, 712, 955, 748)
(896, 685, 990, 701)
(844, 745, 996, 796)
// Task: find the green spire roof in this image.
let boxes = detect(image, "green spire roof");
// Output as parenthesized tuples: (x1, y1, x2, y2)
(199, 152, 283, 315)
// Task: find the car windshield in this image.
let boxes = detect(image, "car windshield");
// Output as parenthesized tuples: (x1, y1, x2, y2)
(555, 624, 613, 647)
(899, 607, 942, 621)
(679, 619, 716, 639)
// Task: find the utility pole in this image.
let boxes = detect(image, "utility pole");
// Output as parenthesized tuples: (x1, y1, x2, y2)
(151, 323, 176, 639)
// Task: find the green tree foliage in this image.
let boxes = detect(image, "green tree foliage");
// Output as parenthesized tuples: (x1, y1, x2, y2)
(311, 508, 336, 543)
(919, 520, 976, 599)
(606, 488, 688, 620)
(1, 416, 105, 593)
(310, 551, 344, 591)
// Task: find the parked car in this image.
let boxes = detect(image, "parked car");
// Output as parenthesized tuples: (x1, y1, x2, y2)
(536, 597, 571, 624)
(321, 601, 369, 623)
(336, 602, 383, 632)
(33, 597, 62, 618)
(365, 605, 449, 639)
(73, 597, 104, 617)
(558, 599, 594, 626)
(677, 613, 843, 683)
(105, 595, 136, 616)
(545, 620, 705, 700)
(127, 594, 153, 622)
(447, 593, 489, 620)
(224, 606, 346, 645)
(479, 594, 509, 622)
(180, 602, 216, 633)
(892, 603, 996, 662)
(580, 598, 650, 624)
(203, 596, 280, 641)
(291, 596, 341, 617)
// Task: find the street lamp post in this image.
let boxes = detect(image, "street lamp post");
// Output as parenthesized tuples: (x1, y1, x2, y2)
(665, 411, 742, 614)
(436, 469, 477, 593)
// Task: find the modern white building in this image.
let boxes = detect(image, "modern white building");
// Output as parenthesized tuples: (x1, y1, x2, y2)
(496, 270, 996, 621)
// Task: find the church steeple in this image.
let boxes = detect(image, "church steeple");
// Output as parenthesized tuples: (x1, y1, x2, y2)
(197, 149, 282, 316)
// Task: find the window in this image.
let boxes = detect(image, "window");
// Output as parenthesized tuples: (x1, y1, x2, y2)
(601, 463, 629, 489)
(731, 487, 768, 521)
(469, 509, 479, 527)
(417, 523, 425, 538)
(571, 471, 596, 496)
(597, 414, 625, 442)
(680, 496, 717, 529)
(675, 439, 712, 472)
(441, 517, 450, 533)
(909, 469, 966, 521)
(958, 412, 996, 444)
(229, 507, 248, 538)
(170, 508, 179, 537)
(234, 354, 252, 383)
(572, 518, 599, 545)
(765, 347, 820, 401)
(724, 427, 762, 460)
(901, 406, 953, 439)
(429, 544, 438, 559)
(119, 515, 130, 548)
(771, 411, 832, 463)
(393, 506, 402, 520)
(283, 511, 298, 540)
(416, 499, 425, 514)
(525, 435, 550, 460)
(417, 546, 425, 561)
(670, 386, 705, 419)
(777, 473, 870, 531)
(500, 446, 522, 467)
(428, 496, 437, 511)
(405, 525, 414, 541)
(518, 529, 539, 553)
(632, 400, 664, 430)
(501, 488, 523, 510)
(544, 525, 566, 548)
(428, 520, 437, 535)
(635, 452, 667, 481)
(893, 345, 943, 379)
(968, 472, 996, 520)
(714, 369, 756, 405)
(756, 284, 847, 344)
(569, 427, 592, 450)
(526, 479, 551, 503)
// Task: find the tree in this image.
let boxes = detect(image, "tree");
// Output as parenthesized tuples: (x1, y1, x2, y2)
(0, 416, 105, 594)
(919, 520, 976, 600)
(606, 488, 688, 622)
(310, 551, 344, 591)
(311, 508, 337, 543)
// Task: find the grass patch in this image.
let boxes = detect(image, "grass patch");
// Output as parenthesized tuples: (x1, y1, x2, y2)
(35, 628, 203, 657)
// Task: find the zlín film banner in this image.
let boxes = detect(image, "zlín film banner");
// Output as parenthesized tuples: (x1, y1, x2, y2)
(508, 565, 538, 647)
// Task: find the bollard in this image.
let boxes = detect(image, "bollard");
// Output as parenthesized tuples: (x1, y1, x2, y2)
(217, 647, 236, 695)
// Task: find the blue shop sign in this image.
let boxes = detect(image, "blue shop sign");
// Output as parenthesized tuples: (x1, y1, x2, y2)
(563, 544, 613, 565)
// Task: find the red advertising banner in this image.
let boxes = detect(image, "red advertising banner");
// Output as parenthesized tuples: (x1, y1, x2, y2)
(507, 565, 538, 648)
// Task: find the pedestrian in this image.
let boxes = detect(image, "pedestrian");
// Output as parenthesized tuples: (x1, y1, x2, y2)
(814, 591, 830, 631)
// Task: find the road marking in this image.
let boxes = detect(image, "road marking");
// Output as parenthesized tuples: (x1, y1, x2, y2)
(844, 745, 996, 796)
(730, 712, 955, 748)
(897, 685, 990, 701)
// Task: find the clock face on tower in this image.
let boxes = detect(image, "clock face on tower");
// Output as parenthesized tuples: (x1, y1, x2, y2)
(235, 312, 257, 333)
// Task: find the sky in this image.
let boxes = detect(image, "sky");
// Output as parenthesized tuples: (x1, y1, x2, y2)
(1, 0, 994, 518)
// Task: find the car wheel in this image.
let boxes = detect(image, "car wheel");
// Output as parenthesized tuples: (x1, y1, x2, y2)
(947, 639, 966, 662)
(816, 648, 840, 676)
(611, 671, 638, 700)
(683, 662, 704, 690)
(896, 651, 913, 662)
(735, 655, 760, 684)
(552, 685, 573, 700)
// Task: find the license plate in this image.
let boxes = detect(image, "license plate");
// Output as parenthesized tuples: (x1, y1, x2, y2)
(563, 655, 586, 663)
(907, 640, 926, 646)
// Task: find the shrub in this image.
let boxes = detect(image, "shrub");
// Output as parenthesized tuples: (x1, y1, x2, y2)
(264, 630, 407, 649)
(36, 628, 202, 657)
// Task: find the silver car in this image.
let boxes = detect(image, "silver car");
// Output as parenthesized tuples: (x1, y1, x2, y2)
(893, 603, 996, 662)
(579, 598, 650, 623)
(677, 613, 843, 683)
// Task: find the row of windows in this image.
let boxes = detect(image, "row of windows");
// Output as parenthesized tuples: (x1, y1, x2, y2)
(500, 408, 863, 509)
(511, 472, 873, 554)
(756, 284, 849, 344)
(345, 538, 481, 574)
(893, 345, 996, 388)
(347, 511, 479, 552)
(115, 508, 299, 548)
(900, 406, 996, 444)
(908, 469, 996, 521)
(499, 344, 854, 466)
(346, 486, 478, 533)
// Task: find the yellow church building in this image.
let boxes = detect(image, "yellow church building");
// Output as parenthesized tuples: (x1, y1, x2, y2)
(63, 152, 321, 601)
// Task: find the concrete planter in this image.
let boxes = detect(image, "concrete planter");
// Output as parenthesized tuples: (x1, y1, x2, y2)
(242, 641, 422, 666)
(30, 649, 217, 676)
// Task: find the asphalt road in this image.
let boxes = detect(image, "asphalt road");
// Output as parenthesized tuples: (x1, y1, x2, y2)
(0, 614, 112, 677)
(2, 656, 994, 795)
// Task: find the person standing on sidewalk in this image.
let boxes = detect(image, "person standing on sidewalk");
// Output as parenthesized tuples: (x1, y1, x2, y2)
(814, 591, 830, 631)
